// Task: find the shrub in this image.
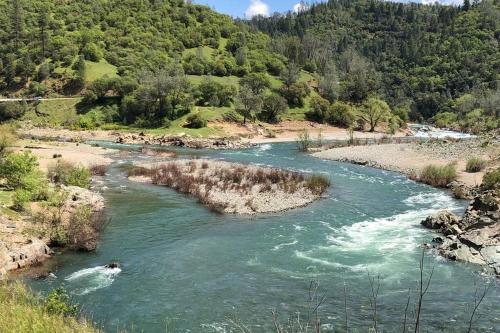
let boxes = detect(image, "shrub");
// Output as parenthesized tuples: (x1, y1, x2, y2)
(44, 288, 78, 317)
(0, 102, 26, 121)
(12, 189, 32, 211)
(305, 175, 330, 195)
(465, 157, 486, 173)
(185, 113, 207, 129)
(326, 102, 356, 128)
(0, 151, 39, 189)
(482, 168, 500, 190)
(90, 164, 107, 176)
(419, 164, 457, 188)
(0, 124, 16, 156)
(296, 130, 312, 152)
(48, 161, 91, 188)
(259, 93, 288, 123)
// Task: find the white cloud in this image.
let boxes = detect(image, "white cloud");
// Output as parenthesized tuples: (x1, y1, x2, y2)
(293, 2, 309, 13)
(245, 0, 270, 18)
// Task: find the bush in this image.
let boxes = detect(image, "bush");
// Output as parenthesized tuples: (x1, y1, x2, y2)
(0, 124, 16, 155)
(0, 102, 26, 121)
(184, 113, 207, 129)
(0, 151, 39, 189)
(305, 175, 330, 195)
(259, 93, 288, 123)
(44, 288, 78, 317)
(12, 189, 32, 211)
(326, 102, 356, 128)
(296, 130, 312, 152)
(465, 157, 486, 173)
(419, 164, 457, 188)
(48, 161, 91, 188)
(482, 168, 500, 190)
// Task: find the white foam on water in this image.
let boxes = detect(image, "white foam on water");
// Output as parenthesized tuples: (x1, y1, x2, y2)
(65, 266, 121, 296)
(273, 239, 298, 251)
(259, 144, 272, 151)
(294, 191, 460, 273)
(403, 192, 458, 209)
(295, 250, 368, 272)
(413, 129, 474, 139)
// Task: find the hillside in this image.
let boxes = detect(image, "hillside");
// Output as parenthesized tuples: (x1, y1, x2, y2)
(249, 0, 500, 131)
(0, 0, 498, 137)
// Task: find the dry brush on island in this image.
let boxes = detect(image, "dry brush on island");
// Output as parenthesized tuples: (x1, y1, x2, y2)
(128, 159, 330, 214)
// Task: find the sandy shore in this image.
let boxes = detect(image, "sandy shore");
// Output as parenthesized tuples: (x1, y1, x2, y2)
(313, 140, 499, 187)
(14, 140, 116, 172)
(128, 159, 328, 214)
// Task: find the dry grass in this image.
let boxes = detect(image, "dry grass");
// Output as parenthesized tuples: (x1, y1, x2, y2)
(129, 159, 329, 213)
(89, 164, 107, 176)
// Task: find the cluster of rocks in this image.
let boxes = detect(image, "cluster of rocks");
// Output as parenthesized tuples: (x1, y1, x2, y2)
(115, 133, 254, 150)
(421, 190, 500, 276)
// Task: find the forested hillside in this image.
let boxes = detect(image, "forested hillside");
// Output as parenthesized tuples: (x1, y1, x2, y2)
(249, 0, 500, 130)
(0, 0, 498, 133)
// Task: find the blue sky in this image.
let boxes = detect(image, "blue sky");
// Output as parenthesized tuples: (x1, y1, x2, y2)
(194, 0, 463, 17)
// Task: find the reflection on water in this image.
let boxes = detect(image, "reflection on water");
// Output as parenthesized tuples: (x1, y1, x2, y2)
(27, 142, 499, 332)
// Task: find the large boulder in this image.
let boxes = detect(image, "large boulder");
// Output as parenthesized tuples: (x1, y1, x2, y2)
(421, 210, 461, 234)
(422, 190, 500, 276)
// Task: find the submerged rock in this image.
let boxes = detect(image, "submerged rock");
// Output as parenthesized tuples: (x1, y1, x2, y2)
(422, 190, 500, 276)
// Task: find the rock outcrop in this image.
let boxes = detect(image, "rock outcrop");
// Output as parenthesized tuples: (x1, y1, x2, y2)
(421, 190, 500, 276)
(0, 215, 52, 276)
(115, 133, 254, 150)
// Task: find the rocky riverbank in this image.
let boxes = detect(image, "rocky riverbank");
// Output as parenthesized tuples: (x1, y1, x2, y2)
(421, 189, 500, 276)
(115, 133, 254, 150)
(0, 186, 105, 276)
(128, 159, 329, 214)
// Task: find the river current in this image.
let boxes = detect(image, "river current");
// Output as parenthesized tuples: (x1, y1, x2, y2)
(27, 142, 499, 332)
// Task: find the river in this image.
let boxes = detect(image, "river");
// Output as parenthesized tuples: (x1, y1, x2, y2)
(26, 142, 499, 332)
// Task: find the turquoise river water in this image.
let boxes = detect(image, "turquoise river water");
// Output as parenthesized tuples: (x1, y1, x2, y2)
(27, 142, 499, 332)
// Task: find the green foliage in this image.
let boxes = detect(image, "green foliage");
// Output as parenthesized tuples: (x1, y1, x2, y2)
(0, 124, 16, 155)
(327, 102, 356, 128)
(48, 161, 91, 189)
(12, 189, 32, 211)
(0, 282, 99, 333)
(0, 102, 26, 122)
(0, 0, 283, 92)
(185, 113, 207, 129)
(44, 288, 78, 317)
(482, 168, 500, 190)
(195, 77, 237, 107)
(0, 151, 38, 189)
(28, 81, 48, 96)
(359, 97, 392, 132)
(465, 157, 487, 173)
(279, 82, 310, 107)
(304, 174, 330, 195)
(307, 96, 330, 123)
(236, 86, 263, 124)
(259, 93, 288, 123)
(296, 130, 312, 152)
(250, 0, 500, 120)
(419, 164, 458, 188)
(240, 73, 272, 94)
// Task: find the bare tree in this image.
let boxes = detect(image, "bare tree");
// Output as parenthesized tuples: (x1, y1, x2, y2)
(466, 281, 490, 333)
(414, 249, 434, 333)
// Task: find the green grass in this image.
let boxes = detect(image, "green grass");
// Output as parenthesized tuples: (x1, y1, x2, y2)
(182, 46, 215, 58)
(0, 282, 100, 333)
(84, 59, 118, 82)
(22, 99, 81, 127)
(187, 75, 240, 86)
